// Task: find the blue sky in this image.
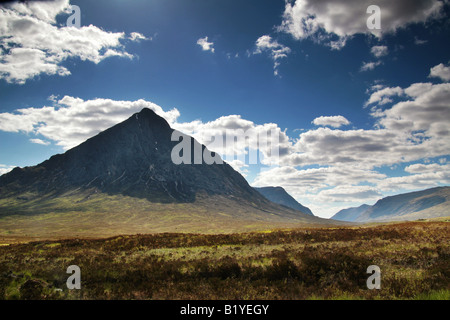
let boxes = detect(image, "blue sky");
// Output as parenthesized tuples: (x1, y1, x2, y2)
(0, 0, 450, 217)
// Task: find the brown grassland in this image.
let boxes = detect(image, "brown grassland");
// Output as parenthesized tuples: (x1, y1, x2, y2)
(0, 220, 448, 300)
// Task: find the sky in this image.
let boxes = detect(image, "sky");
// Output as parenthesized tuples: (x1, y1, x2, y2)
(0, 0, 450, 218)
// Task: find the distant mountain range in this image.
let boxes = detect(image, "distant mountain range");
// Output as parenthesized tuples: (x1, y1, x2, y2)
(331, 187, 450, 222)
(331, 204, 371, 222)
(0, 108, 332, 239)
(254, 186, 314, 216)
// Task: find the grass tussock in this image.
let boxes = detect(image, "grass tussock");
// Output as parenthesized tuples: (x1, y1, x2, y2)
(0, 221, 448, 300)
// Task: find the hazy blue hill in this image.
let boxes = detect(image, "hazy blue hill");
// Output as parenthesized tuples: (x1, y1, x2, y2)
(330, 204, 370, 222)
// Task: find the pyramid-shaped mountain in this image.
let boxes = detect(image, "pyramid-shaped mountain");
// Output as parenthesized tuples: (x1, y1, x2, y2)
(0, 108, 264, 204)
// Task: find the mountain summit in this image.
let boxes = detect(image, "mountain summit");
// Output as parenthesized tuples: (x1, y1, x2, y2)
(0, 108, 263, 203)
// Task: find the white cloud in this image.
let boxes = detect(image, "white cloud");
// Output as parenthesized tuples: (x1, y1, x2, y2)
(360, 60, 382, 72)
(414, 37, 428, 45)
(197, 36, 215, 53)
(254, 35, 291, 76)
(365, 86, 404, 106)
(364, 46, 389, 71)
(375, 83, 450, 140)
(0, 0, 145, 84)
(173, 114, 290, 166)
(429, 63, 450, 82)
(316, 185, 382, 203)
(403, 82, 434, 98)
(278, 0, 444, 48)
(255, 35, 291, 60)
(405, 163, 448, 174)
(312, 115, 350, 128)
(253, 166, 386, 193)
(8, 0, 70, 24)
(377, 163, 450, 192)
(129, 32, 151, 42)
(29, 138, 50, 146)
(0, 164, 15, 176)
(371, 45, 388, 58)
(287, 128, 400, 168)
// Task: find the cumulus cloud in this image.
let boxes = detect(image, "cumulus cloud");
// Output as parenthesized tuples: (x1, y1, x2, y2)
(365, 86, 404, 106)
(278, 0, 444, 48)
(360, 61, 382, 72)
(312, 115, 350, 128)
(287, 127, 405, 168)
(378, 163, 450, 192)
(371, 45, 388, 58)
(0, 0, 146, 84)
(414, 37, 428, 45)
(173, 114, 290, 166)
(253, 166, 386, 193)
(316, 185, 382, 202)
(405, 162, 448, 174)
(254, 35, 291, 76)
(359, 46, 389, 72)
(29, 138, 50, 146)
(197, 36, 215, 53)
(429, 63, 450, 82)
(375, 83, 450, 140)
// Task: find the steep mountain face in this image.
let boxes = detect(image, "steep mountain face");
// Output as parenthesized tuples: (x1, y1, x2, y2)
(330, 204, 370, 222)
(0, 108, 265, 204)
(254, 186, 314, 216)
(330, 187, 450, 222)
